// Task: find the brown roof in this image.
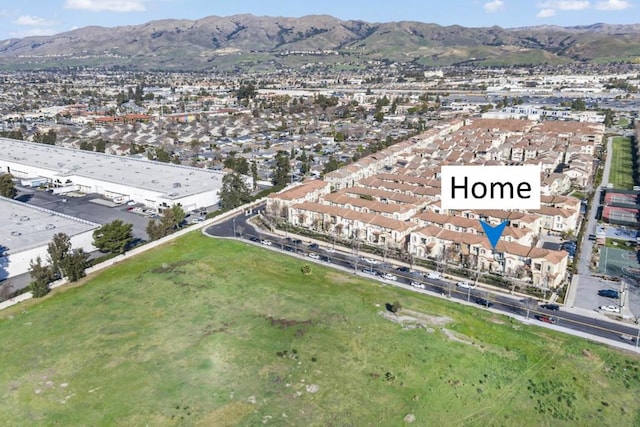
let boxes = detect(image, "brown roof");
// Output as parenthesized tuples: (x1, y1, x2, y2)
(267, 180, 329, 201)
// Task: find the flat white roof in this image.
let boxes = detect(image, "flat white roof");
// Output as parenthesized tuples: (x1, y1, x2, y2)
(0, 197, 99, 255)
(0, 138, 224, 200)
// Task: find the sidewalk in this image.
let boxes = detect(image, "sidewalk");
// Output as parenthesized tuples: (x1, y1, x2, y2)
(255, 216, 546, 304)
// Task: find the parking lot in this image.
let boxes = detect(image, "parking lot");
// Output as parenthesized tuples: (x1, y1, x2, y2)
(15, 186, 151, 242)
(573, 242, 640, 319)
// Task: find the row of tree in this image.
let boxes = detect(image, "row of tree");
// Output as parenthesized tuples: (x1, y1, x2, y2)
(28, 203, 190, 298)
(29, 233, 90, 297)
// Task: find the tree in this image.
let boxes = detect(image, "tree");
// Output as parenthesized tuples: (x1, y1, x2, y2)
(94, 139, 106, 153)
(62, 249, 89, 282)
(146, 205, 185, 240)
(250, 160, 259, 189)
(571, 98, 586, 111)
(29, 256, 55, 298)
(0, 281, 14, 302)
(170, 204, 186, 228)
(0, 174, 17, 199)
(219, 173, 252, 210)
(47, 233, 71, 279)
(154, 147, 171, 163)
(234, 157, 249, 175)
(237, 83, 256, 100)
(272, 151, 291, 187)
(322, 155, 340, 175)
(146, 219, 165, 241)
(92, 220, 133, 254)
(33, 129, 57, 145)
(79, 140, 94, 151)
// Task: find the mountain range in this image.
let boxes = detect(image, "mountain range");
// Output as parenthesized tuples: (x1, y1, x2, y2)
(1, 14, 639, 70)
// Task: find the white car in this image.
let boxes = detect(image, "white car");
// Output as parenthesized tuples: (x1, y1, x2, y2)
(325, 247, 335, 253)
(381, 273, 398, 281)
(261, 239, 272, 246)
(363, 257, 379, 265)
(308, 252, 320, 260)
(426, 272, 442, 280)
(600, 305, 620, 313)
(410, 281, 426, 289)
(456, 281, 476, 289)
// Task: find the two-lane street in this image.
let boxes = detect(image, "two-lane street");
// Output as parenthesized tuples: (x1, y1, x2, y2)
(205, 209, 640, 352)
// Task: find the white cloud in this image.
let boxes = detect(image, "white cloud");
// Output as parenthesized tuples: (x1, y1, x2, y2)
(484, 0, 505, 12)
(537, 8, 558, 16)
(595, 0, 632, 10)
(538, 0, 591, 10)
(64, 0, 147, 12)
(9, 28, 57, 38)
(13, 15, 55, 27)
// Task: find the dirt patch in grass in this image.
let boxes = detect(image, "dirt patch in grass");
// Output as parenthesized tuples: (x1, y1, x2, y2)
(325, 271, 357, 285)
(441, 328, 475, 346)
(196, 401, 253, 426)
(380, 308, 452, 328)
(582, 348, 601, 363)
(150, 260, 191, 274)
(265, 316, 314, 329)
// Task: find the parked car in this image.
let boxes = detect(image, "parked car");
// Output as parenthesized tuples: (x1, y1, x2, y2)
(308, 243, 320, 250)
(474, 298, 493, 307)
(600, 305, 620, 313)
(456, 281, 476, 289)
(598, 289, 619, 299)
(261, 239, 272, 246)
(410, 281, 426, 289)
(534, 314, 557, 324)
(319, 255, 331, 263)
(363, 257, 379, 265)
(308, 252, 320, 260)
(540, 303, 560, 311)
(249, 236, 260, 242)
(284, 246, 294, 252)
(396, 266, 411, 273)
(381, 272, 398, 281)
(427, 272, 442, 280)
(362, 268, 378, 276)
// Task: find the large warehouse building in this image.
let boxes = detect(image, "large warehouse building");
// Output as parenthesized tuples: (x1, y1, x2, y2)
(0, 197, 98, 280)
(0, 138, 225, 212)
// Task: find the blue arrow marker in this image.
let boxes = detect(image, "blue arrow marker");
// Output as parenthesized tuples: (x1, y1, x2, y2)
(480, 220, 508, 250)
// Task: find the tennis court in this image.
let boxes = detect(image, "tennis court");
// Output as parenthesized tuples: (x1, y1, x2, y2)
(599, 246, 640, 283)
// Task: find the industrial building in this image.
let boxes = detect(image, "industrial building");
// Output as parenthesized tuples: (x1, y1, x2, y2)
(0, 138, 225, 212)
(0, 197, 99, 280)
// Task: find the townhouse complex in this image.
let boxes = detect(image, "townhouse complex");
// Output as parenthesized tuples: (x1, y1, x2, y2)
(267, 118, 605, 289)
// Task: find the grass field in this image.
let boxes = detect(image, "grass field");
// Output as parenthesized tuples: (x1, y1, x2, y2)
(2, 233, 640, 426)
(610, 136, 636, 190)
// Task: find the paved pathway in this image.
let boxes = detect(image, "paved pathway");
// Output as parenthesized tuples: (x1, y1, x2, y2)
(568, 136, 613, 309)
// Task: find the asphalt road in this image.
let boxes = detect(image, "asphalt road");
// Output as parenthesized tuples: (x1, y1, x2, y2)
(205, 209, 640, 349)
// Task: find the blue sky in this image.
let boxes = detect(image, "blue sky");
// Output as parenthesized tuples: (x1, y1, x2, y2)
(0, 0, 637, 40)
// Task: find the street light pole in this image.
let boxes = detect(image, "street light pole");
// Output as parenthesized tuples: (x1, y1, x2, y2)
(233, 217, 236, 237)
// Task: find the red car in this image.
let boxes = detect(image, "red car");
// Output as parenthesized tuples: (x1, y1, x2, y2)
(534, 314, 557, 324)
